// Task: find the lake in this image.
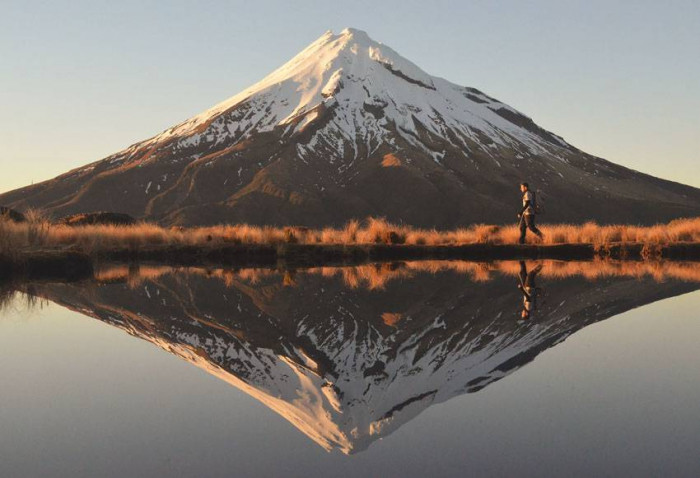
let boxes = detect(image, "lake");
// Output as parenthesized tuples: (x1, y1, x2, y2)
(1, 260, 700, 477)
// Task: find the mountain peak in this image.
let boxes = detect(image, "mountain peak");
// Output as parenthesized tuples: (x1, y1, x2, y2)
(314, 27, 375, 46)
(338, 27, 373, 42)
(156, 25, 556, 161)
(161, 27, 441, 140)
(290, 28, 380, 66)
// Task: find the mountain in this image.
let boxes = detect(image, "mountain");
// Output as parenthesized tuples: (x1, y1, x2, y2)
(29, 263, 700, 453)
(3, 28, 700, 226)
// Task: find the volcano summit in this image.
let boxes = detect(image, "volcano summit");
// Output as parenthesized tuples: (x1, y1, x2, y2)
(3, 28, 699, 226)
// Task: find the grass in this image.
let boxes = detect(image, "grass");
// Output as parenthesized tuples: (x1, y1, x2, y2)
(2, 214, 700, 257)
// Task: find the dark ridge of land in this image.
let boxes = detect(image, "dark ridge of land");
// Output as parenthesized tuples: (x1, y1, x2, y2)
(0, 251, 94, 282)
(94, 242, 700, 267)
(657, 243, 700, 261)
(3, 243, 700, 283)
(94, 243, 596, 269)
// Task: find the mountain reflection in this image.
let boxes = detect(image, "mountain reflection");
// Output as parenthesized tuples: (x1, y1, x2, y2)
(24, 261, 700, 454)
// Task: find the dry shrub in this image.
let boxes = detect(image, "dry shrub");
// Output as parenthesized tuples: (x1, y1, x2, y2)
(382, 230, 405, 245)
(357, 217, 392, 243)
(24, 208, 51, 247)
(0, 221, 21, 257)
(321, 227, 337, 244)
(283, 228, 298, 244)
(473, 225, 500, 244)
(404, 231, 426, 245)
(498, 225, 521, 244)
(341, 219, 360, 244)
(259, 227, 279, 244)
(549, 230, 567, 244)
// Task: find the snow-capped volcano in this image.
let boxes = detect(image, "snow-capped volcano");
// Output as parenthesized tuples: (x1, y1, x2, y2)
(3, 28, 700, 226)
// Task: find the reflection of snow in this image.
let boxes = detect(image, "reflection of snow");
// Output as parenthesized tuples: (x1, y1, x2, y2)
(42, 268, 687, 455)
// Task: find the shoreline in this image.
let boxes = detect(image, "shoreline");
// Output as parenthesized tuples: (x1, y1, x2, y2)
(3, 242, 700, 282)
(89, 242, 700, 265)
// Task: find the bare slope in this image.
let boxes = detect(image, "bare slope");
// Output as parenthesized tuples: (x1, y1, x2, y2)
(3, 28, 699, 226)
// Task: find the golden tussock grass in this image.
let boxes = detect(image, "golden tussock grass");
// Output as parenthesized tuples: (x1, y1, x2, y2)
(3, 215, 700, 255)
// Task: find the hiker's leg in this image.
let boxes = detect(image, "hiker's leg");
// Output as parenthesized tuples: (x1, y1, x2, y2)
(526, 215, 543, 238)
(518, 219, 527, 244)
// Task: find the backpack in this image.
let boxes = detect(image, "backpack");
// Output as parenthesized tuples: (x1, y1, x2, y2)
(533, 190, 544, 215)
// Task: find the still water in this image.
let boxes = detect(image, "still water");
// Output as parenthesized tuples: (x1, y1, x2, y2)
(1, 261, 700, 477)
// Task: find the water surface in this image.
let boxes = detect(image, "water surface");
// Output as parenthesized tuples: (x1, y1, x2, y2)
(1, 261, 700, 477)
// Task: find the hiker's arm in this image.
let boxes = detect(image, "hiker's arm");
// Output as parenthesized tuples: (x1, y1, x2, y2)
(519, 200, 531, 216)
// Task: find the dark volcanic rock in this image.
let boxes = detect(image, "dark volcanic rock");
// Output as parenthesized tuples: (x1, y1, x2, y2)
(58, 212, 137, 226)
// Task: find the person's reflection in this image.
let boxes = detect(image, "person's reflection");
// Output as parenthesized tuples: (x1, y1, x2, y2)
(517, 261, 543, 320)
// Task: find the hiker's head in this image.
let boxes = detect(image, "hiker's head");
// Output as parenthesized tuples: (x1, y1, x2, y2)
(520, 182, 529, 192)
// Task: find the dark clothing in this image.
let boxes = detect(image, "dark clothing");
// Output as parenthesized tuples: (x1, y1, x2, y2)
(519, 214, 542, 244)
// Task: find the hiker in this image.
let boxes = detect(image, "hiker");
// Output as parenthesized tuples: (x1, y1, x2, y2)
(517, 261, 543, 320)
(518, 182, 543, 244)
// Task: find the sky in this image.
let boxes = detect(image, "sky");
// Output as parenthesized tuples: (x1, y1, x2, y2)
(1, 0, 699, 193)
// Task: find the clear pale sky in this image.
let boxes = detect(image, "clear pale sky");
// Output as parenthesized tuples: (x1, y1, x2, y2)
(1, 0, 699, 193)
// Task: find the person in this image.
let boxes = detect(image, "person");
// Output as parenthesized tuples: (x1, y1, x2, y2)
(517, 261, 543, 320)
(518, 182, 543, 244)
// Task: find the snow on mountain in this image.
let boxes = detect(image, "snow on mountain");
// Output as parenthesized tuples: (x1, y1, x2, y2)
(153, 28, 567, 159)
